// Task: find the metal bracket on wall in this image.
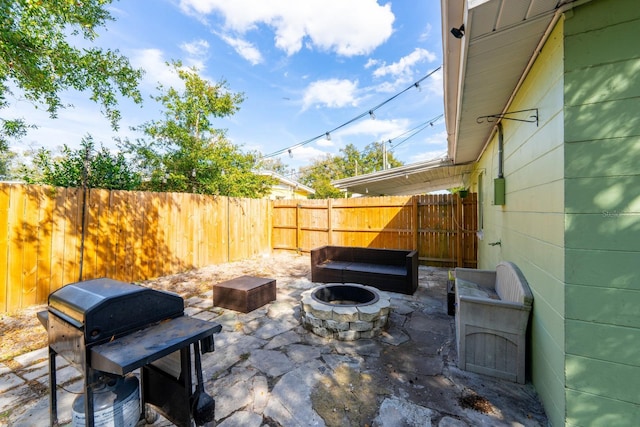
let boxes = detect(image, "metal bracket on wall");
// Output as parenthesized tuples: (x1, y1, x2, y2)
(476, 108, 538, 126)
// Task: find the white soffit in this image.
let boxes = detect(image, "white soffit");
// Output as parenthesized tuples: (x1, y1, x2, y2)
(332, 160, 474, 196)
(445, 0, 561, 164)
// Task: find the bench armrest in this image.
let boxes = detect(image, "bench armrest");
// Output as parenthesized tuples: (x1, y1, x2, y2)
(458, 294, 528, 311)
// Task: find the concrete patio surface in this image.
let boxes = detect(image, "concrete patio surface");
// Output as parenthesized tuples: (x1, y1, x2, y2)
(0, 253, 548, 426)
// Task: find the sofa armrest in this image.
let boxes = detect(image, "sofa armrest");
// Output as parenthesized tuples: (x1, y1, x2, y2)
(311, 246, 328, 266)
(406, 250, 418, 293)
(405, 250, 418, 272)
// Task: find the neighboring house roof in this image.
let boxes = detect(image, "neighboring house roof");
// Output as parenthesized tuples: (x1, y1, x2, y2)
(258, 170, 315, 197)
(443, 0, 569, 164)
(332, 157, 474, 196)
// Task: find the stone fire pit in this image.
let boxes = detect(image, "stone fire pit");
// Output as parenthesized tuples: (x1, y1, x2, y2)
(300, 283, 391, 340)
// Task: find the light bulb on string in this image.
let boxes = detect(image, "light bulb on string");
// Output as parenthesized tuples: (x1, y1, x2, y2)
(260, 66, 442, 160)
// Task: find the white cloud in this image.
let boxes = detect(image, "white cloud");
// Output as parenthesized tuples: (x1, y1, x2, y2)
(372, 48, 437, 80)
(422, 129, 448, 146)
(302, 79, 359, 110)
(219, 34, 264, 65)
(406, 130, 448, 163)
(419, 23, 433, 42)
(283, 144, 328, 164)
(180, 39, 210, 57)
(130, 48, 219, 90)
(422, 67, 443, 97)
(179, 0, 395, 58)
(409, 149, 448, 163)
(339, 118, 410, 140)
(131, 49, 183, 89)
(364, 58, 380, 69)
(315, 138, 334, 148)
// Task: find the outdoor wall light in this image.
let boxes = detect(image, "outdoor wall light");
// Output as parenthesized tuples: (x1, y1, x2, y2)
(451, 24, 465, 39)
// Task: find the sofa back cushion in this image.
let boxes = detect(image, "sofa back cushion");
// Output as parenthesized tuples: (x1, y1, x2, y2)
(495, 262, 533, 306)
(349, 247, 408, 266)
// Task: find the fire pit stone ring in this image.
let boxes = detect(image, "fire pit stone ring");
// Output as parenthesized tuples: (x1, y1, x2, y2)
(300, 283, 391, 340)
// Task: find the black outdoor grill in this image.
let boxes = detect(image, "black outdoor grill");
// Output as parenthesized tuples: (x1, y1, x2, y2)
(38, 277, 222, 427)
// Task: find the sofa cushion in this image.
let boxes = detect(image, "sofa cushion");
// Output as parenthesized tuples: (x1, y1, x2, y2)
(345, 262, 406, 276)
(318, 260, 352, 270)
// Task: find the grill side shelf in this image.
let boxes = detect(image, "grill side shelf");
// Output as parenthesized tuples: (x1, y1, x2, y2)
(89, 317, 222, 375)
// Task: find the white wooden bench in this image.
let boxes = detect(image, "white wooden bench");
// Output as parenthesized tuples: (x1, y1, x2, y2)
(454, 261, 533, 383)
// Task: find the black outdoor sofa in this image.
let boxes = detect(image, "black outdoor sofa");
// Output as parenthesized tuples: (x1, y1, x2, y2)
(310, 245, 418, 295)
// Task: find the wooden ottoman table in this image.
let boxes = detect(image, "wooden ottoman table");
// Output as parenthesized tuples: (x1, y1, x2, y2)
(213, 275, 276, 313)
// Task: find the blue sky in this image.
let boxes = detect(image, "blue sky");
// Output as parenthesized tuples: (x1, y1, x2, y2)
(11, 0, 446, 174)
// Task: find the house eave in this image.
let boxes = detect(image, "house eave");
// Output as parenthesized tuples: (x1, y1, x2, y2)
(442, 0, 581, 165)
(332, 158, 474, 196)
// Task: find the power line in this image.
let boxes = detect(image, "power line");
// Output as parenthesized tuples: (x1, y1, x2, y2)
(388, 113, 444, 151)
(261, 66, 442, 159)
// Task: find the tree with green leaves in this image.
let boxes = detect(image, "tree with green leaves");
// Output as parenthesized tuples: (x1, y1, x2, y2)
(21, 135, 141, 190)
(0, 149, 18, 179)
(259, 157, 294, 176)
(360, 141, 403, 172)
(122, 61, 274, 197)
(0, 0, 143, 147)
(298, 143, 404, 198)
(298, 154, 345, 199)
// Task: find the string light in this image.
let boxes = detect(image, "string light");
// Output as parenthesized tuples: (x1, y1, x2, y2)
(261, 66, 442, 159)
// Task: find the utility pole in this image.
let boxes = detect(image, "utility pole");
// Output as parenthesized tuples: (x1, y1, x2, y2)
(382, 141, 388, 170)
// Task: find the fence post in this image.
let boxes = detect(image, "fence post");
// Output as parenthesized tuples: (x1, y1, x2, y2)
(412, 196, 418, 252)
(456, 194, 463, 267)
(296, 203, 301, 251)
(327, 199, 333, 245)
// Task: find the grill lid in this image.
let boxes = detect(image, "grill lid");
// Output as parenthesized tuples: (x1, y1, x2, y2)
(48, 278, 184, 344)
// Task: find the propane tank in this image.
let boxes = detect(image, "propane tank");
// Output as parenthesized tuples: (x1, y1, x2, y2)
(72, 375, 140, 427)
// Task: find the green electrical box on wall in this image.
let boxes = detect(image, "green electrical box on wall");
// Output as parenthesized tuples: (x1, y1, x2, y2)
(494, 177, 505, 205)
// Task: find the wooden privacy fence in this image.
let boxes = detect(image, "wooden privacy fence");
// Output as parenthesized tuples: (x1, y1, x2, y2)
(0, 184, 271, 313)
(0, 184, 476, 313)
(271, 193, 477, 267)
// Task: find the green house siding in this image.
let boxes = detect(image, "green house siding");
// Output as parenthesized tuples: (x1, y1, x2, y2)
(471, 20, 566, 427)
(563, 0, 640, 425)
